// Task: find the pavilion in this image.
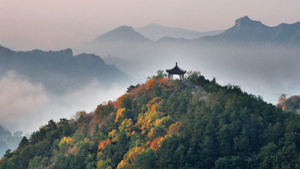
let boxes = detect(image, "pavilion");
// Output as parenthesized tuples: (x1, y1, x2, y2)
(166, 62, 186, 79)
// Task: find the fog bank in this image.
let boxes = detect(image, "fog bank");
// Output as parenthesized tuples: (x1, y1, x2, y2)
(0, 71, 127, 133)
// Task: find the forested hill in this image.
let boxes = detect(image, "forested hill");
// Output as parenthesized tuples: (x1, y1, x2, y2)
(1, 72, 300, 169)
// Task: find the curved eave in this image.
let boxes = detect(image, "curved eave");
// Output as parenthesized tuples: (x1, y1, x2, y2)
(166, 69, 186, 75)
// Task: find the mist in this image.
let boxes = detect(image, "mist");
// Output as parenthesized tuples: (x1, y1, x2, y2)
(77, 41, 300, 104)
(0, 71, 128, 134)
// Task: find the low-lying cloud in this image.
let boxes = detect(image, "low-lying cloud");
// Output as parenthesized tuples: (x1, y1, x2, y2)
(0, 72, 49, 131)
(0, 71, 127, 133)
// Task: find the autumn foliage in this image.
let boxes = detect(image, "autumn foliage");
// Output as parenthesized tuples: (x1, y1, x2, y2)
(114, 94, 130, 109)
(116, 146, 144, 169)
(98, 139, 111, 151)
(150, 137, 163, 151)
(157, 78, 169, 84)
(167, 121, 182, 135)
(59, 136, 73, 145)
(145, 79, 156, 90)
(3, 73, 300, 169)
(115, 108, 126, 123)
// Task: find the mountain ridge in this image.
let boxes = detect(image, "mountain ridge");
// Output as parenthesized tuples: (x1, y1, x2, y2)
(0, 45, 131, 92)
(200, 16, 300, 44)
(136, 23, 223, 41)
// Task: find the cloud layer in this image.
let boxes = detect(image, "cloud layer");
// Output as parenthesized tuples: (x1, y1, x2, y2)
(0, 71, 126, 133)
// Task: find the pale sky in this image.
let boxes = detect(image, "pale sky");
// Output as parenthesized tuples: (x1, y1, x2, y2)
(0, 0, 300, 50)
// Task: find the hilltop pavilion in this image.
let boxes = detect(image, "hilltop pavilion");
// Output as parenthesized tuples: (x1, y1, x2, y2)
(166, 62, 186, 80)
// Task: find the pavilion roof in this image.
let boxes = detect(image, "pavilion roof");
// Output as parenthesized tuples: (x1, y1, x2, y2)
(166, 62, 186, 75)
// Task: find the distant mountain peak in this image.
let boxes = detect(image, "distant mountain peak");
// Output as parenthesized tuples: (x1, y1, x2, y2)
(236, 16, 251, 22)
(234, 16, 265, 28)
(95, 25, 152, 43)
(200, 16, 300, 44)
(112, 25, 135, 32)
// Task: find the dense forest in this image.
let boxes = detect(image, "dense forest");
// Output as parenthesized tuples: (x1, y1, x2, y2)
(1, 72, 299, 169)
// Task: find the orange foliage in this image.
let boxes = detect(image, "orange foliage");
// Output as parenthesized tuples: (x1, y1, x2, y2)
(116, 160, 127, 169)
(145, 79, 156, 91)
(150, 137, 163, 151)
(98, 139, 111, 151)
(158, 78, 169, 84)
(116, 146, 144, 169)
(167, 121, 182, 135)
(114, 94, 130, 109)
(127, 147, 143, 163)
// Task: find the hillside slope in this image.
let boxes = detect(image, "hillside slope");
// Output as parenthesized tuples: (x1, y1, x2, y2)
(1, 72, 300, 169)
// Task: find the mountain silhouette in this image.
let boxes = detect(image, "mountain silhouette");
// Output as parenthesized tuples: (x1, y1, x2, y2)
(0, 45, 131, 92)
(201, 16, 300, 44)
(95, 26, 152, 43)
(136, 23, 222, 41)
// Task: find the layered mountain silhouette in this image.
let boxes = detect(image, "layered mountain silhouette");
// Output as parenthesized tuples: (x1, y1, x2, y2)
(94, 17, 300, 45)
(75, 16, 300, 85)
(0, 45, 131, 92)
(201, 16, 300, 45)
(94, 26, 152, 43)
(136, 23, 222, 41)
(77, 16, 300, 58)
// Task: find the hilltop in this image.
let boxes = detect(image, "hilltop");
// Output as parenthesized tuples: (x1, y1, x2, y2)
(1, 72, 300, 169)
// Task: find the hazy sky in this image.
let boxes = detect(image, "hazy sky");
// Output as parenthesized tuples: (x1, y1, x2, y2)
(0, 0, 300, 50)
